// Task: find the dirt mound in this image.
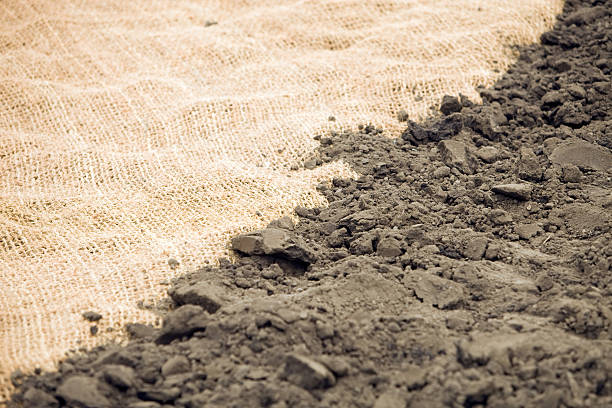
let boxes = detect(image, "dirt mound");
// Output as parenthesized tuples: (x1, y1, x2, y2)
(8, 0, 612, 407)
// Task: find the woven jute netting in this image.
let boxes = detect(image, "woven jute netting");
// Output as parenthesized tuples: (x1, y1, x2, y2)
(0, 0, 563, 401)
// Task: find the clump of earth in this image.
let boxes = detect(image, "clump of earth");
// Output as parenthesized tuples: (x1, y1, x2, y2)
(8, 0, 612, 407)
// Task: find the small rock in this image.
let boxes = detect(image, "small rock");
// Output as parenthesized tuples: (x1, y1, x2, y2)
(23, 387, 59, 408)
(168, 258, 180, 269)
(262, 264, 283, 279)
(516, 147, 543, 181)
(515, 223, 541, 240)
(561, 164, 583, 183)
(409, 271, 465, 309)
(541, 91, 564, 110)
(231, 228, 317, 264)
(350, 233, 376, 255)
(440, 95, 462, 115)
(316, 356, 350, 377)
(535, 275, 554, 292)
(376, 236, 403, 257)
(566, 84, 586, 99)
(137, 387, 181, 404)
(315, 321, 335, 339)
(491, 183, 533, 201)
(267, 216, 295, 230)
(282, 354, 336, 390)
(102, 365, 137, 390)
(552, 102, 590, 128)
(484, 242, 501, 260)
(82, 311, 102, 322)
(463, 237, 488, 260)
(90, 325, 99, 336)
(551, 59, 571, 72)
(397, 109, 409, 122)
(433, 166, 451, 178)
(57, 376, 110, 408)
(161, 356, 190, 377)
(304, 159, 317, 170)
(550, 140, 612, 171)
(475, 146, 499, 163)
(169, 281, 232, 313)
(438, 140, 478, 175)
(489, 210, 512, 225)
(156, 305, 208, 344)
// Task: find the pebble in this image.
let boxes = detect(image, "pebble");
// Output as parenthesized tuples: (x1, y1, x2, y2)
(491, 183, 533, 200)
(282, 354, 336, 390)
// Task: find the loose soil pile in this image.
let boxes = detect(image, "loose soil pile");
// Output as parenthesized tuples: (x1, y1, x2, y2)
(8, 0, 612, 407)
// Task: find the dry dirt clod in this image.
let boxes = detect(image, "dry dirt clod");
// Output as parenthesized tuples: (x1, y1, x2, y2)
(282, 354, 336, 390)
(57, 376, 110, 408)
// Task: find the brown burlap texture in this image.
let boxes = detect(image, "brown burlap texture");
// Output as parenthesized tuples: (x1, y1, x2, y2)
(0, 0, 563, 401)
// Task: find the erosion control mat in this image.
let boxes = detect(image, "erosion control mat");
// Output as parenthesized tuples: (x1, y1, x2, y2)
(0, 0, 567, 401)
(6, 0, 612, 406)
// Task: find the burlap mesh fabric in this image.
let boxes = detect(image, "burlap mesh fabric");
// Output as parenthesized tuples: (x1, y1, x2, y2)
(0, 0, 563, 401)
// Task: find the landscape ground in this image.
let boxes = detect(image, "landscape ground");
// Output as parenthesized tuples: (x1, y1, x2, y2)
(8, 0, 612, 407)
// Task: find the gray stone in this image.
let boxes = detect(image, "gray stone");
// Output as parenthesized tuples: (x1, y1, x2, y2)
(463, 237, 488, 260)
(267, 216, 295, 230)
(168, 281, 232, 313)
(137, 387, 181, 404)
(492, 183, 533, 200)
(282, 354, 336, 390)
(438, 140, 478, 174)
(23, 387, 59, 408)
(261, 263, 282, 279)
(161, 356, 190, 377)
(549, 139, 612, 171)
(489, 210, 512, 225)
(156, 305, 208, 344)
(515, 223, 541, 240)
(409, 271, 465, 309)
(231, 227, 317, 264)
(475, 146, 499, 163)
(439, 95, 462, 115)
(377, 236, 403, 257)
(82, 311, 102, 322)
(57, 376, 110, 408)
(561, 164, 583, 183)
(316, 356, 350, 377)
(516, 147, 543, 181)
(102, 365, 137, 390)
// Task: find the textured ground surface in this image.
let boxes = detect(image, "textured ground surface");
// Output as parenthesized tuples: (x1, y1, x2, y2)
(8, 0, 612, 407)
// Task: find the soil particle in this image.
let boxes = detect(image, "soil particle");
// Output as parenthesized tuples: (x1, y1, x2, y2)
(82, 311, 102, 322)
(439, 95, 462, 115)
(168, 281, 233, 313)
(22, 388, 58, 408)
(155, 305, 208, 344)
(101, 365, 137, 390)
(281, 354, 336, 390)
(231, 228, 317, 264)
(57, 376, 110, 408)
(8, 1, 612, 407)
(438, 139, 478, 174)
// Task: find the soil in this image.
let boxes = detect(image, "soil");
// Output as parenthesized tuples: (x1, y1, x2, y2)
(8, 0, 612, 407)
